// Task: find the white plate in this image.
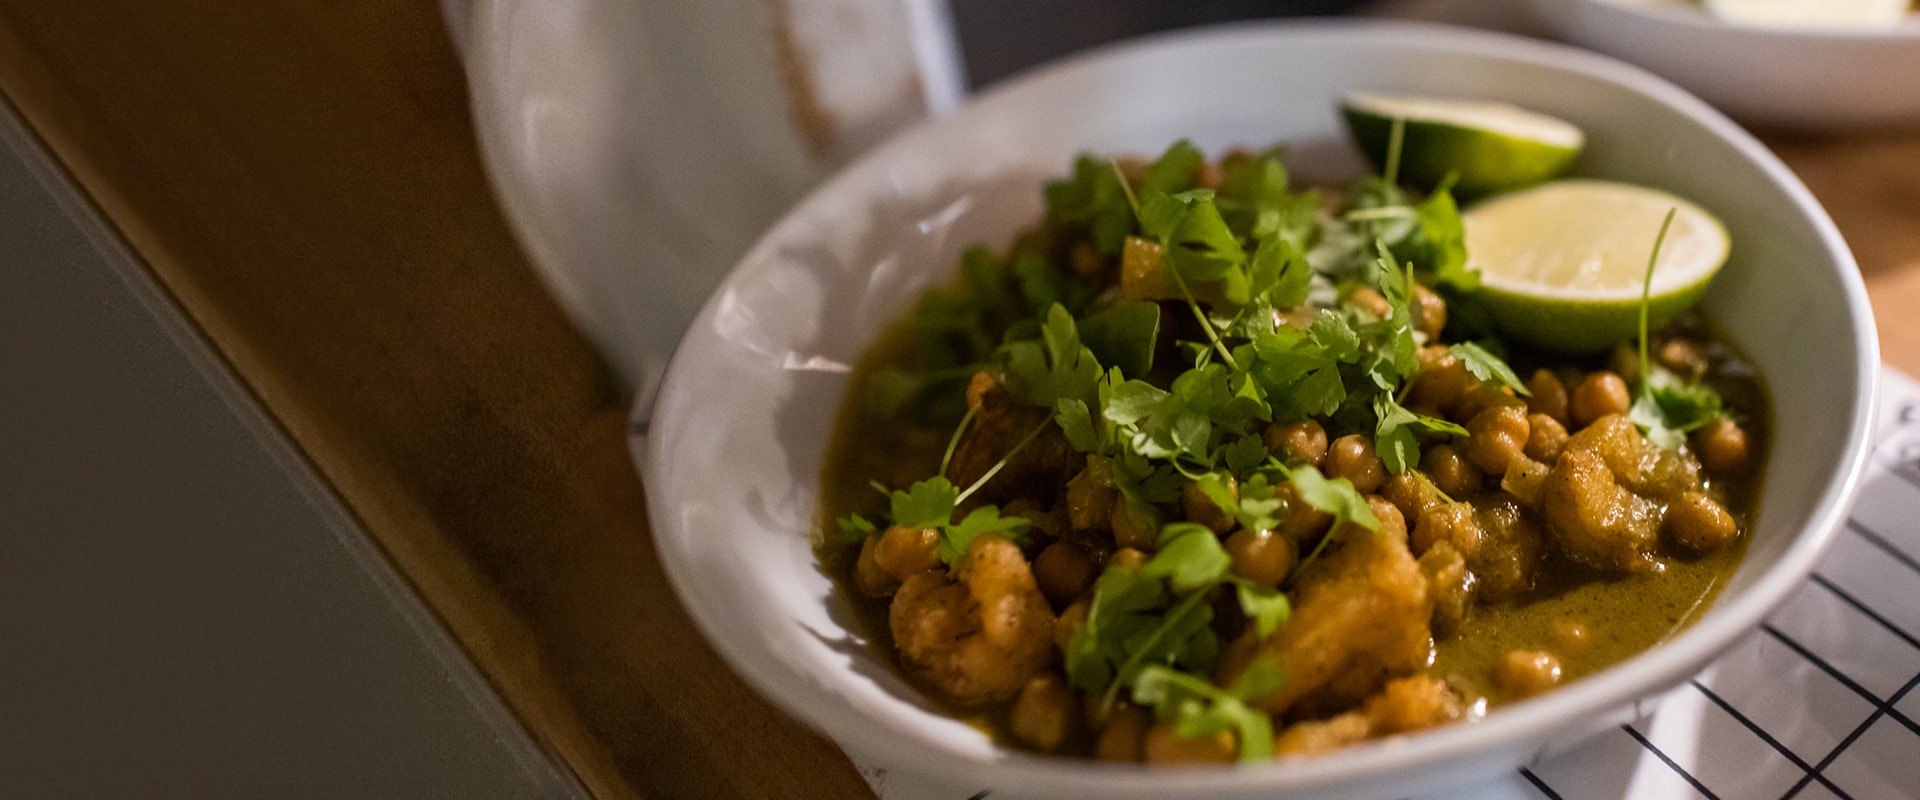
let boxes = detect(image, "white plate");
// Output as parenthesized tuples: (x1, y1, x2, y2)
(1530, 0, 1920, 130)
(641, 20, 1877, 800)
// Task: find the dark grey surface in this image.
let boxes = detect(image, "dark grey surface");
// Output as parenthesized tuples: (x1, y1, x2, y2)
(949, 0, 1372, 87)
(0, 108, 580, 798)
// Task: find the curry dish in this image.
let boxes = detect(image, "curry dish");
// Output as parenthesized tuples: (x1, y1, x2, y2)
(817, 143, 1765, 764)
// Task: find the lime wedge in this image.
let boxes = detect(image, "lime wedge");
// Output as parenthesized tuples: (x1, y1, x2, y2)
(1704, 0, 1909, 29)
(1340, 93, 1584, 197)
(1463, 179, 1730, 355)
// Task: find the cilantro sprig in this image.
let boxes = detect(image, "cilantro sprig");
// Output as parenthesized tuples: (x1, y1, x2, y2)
(1628, 208, 1728, 450)
(1131, 657, 1284, 763)
(849, 476, 1033, 563)
(1067, 524, 1290, 700)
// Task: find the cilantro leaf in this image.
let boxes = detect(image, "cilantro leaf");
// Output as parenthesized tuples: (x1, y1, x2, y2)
(1129, 660, 1280, 763)
(882, 477, 1030, 563)
(1259, 233, 1315, 310)
(1046, 155, 1137, 254)
(1449, 340, 1530, 396)
(1236, 582, 1290, 638)
(1413, 185, 1480, 291)
(836, 513, 878, 543)
(1244, 315, 1360, 420)
(1013, 251, 1093, 315)
(1376, 424, 1420, 476)
(1145, 523, 1234, 593)
(1286, 463, 1379, 533)
(1216, 148, 1320, 247)
(1054, 398, 1103, 453)
(1078, 300, 1161, 379)
(1138, 190, 1249, 303)
(1626, 208, 1721, 451)
(1000, 304, 1103, 410)
(1066, 565, 1167, 691)
(1631, 365, 1726, 450)
(1371, 241, 1420, 383)
(940, 505, 1032, 562)
(888, 477, 959, 529)
(1196, 470, 1283, 532)
(1220, 434, 1272, 478)
(1141, 140, 1205, 198)
(1373, 395, 1468, 474)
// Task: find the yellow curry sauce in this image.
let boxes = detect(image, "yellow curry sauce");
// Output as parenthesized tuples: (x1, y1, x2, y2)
(811, 146, 1767, 763)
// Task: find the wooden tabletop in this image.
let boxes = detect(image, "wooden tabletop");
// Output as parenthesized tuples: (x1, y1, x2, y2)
(0, 3, 1914, 799)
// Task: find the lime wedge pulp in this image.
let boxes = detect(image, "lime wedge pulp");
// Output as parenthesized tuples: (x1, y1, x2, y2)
(1463, 179, 1730, 355)
(1340, 93, 1585, 197)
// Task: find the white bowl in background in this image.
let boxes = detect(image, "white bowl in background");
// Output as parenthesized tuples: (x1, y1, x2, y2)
(640, 20, 1877, 800)
(1529, 0, 1920, 130)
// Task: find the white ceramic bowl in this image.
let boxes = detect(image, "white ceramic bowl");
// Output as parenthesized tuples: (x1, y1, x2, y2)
(641, 21, 1877, 800)
(1529, 0, 1920, 130)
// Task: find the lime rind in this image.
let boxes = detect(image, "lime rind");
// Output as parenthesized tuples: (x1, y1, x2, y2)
(1340, 93, 1585, 197)
(1462, 179, 1730, 355)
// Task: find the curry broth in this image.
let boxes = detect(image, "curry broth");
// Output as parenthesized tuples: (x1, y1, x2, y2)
(811, 154, 1768, 759)
(819, 314, 1766, 715)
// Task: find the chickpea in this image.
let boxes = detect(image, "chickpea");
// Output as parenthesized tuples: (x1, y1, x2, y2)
(1410, 346, 1474, 414)
(1607, 343, 1642, 386)
(1110, 495, 1160, 550)
(1665, 491, 1739, 552)
(1069, 241, 1103, 278)
(1095, 707, 1150, 762)
(1551, 619, 1591, 652)
(1033, 540, 1098, 609)
(1658, 338, 1710, 378)
(1570, 372, 1632, 428)
(854, 537, 899, 597)
(1525, 369, 1570, 425)
(1226, 528, 1296, 587)
(1453, 381, 1521, 427)
(1524, 413, 1570, 463)
(1197, 159, 1226, 190)
(1413, 502, 1482, 559)
(1004, 498, 1067, 541)
(1347, 287, 1392, 320)
(1144, 721, 1237, 765)
(1066, 459, 1118, 532)
(1277, 483, 1334, 544)
(1495, 650, 1563, 698)
(1108, 547, 1149, 572)
(1411, 283, 1448, 339)
(1382, 470, 1442, 522)
(1010, 673, 1080, 752)
(1264, 419, 1329, 467)
(1054, 599, 1089, 660)
(1420, 444, 1483, 498)
(1183, 476, 1237, 534)
(873, 525, 942, 580)
(1693, 418, 1750, 473)
(1465, 405, 1531, 476)
(1325, 434, 1386, 493)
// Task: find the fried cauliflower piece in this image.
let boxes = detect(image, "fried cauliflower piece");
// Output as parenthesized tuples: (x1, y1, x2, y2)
(1274, 675, 1464, 757)
(1542, 447, 1662, 573)
(890, 536, 1055, 706)
(1243, 498, 1433, 717)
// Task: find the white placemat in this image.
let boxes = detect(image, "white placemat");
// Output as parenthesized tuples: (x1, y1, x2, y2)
(856, 367, 1920, 800)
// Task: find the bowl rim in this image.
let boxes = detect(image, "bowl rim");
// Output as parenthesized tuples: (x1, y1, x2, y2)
(640, 17, 1880, 796)
(1547, 0, 1920, 40)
